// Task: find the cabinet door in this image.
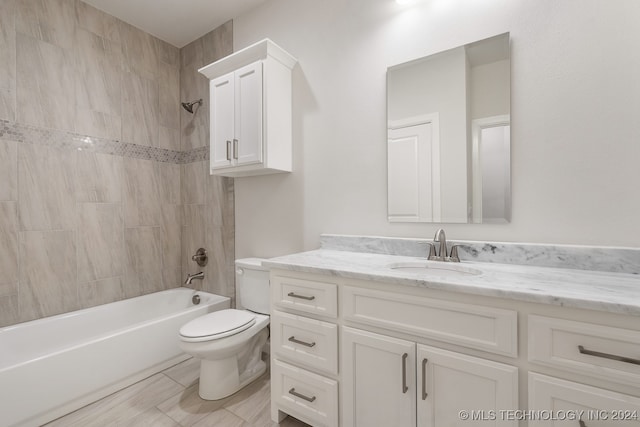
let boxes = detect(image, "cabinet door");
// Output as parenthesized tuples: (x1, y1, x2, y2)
(417, 344, 518, 427)
(210, 72, 234, 169)
(342, 327, 416, 427)
(234, 61, 263, 166)
(529, 373, 640, 426)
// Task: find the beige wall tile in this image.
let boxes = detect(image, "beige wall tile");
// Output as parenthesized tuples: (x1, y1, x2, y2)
(0, 202, 18, 286)
(78, 276, 125, 309)
(156, 38, 179, 68)
(180, 38, 203, 70)
(74, 109, 122, 140)
(181, 161, 206, 205)
(179, 66, 209, 151)
(158, 125, 180, 151)
(160, 162, 181, 205)
(0, 139, 17, 201)
(16, 33, 76, 131)
(0, 86, 15, 121)
(205, 225, 235, 299)
(181, 204, 207, 291)
(74, 28, 122, 139)
(76, 151, 123, 203)
(124, 158, 162, 227)
(77, 203, 123, 283)
(0, 0, 16, 122)
(16, 0, 76, 50)
(19, 230, 78, 321)
(74, 0, 120, 43)
(120, 21, 157, 81)
(122, 71, 159, 147)
(18, 144, 76, 231)
(124, 226, 163, 297)
(161, 204, 182, 273)
(207, 174, 234, 230)
(0, 293, 20, 327)
(201, 21, 233, 66)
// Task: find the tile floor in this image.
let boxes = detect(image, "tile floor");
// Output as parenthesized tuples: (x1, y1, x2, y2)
(45, 357, 310, 427)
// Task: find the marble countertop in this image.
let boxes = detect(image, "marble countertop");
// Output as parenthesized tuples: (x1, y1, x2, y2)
(263, 249, 640, 315)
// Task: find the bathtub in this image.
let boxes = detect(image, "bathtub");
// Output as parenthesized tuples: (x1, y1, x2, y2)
(0, 287, 230, 427)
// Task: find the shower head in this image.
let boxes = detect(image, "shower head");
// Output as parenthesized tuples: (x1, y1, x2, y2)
(181, 99, 203, 114)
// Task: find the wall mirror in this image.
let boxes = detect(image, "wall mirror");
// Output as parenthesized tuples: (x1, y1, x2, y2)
(387, 33, 511, 224)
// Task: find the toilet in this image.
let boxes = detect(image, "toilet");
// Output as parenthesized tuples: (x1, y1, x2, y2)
(179, 258, 270, 400)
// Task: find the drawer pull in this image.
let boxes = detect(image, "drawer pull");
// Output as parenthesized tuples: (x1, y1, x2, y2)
(287, 292, 316, 301)
(289, 387, 316, 402)
(421, 358, 428, 400)
(578, 345, 640, 365)
(402, 353, 409, 393)
(288, 336, 316, 347)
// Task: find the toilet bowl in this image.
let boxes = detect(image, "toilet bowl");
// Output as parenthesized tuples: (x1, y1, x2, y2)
(179, 258, 271, 400)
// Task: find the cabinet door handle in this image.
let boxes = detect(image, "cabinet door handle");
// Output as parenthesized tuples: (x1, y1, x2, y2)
(401, 353, 409, 393)
(578, 345, 640, 365)
(287, 292, 315, 301)
(289, 388, 316, 402)
(421, 358, 428, 400)
(288, 336, 316, 347)
(226, 140, 231, 161)
(233, 139, 238, 159)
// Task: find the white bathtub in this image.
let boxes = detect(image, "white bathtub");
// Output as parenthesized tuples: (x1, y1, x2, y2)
(0, 287, 230, 427)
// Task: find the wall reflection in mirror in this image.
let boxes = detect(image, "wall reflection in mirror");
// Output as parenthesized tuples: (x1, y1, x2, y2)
(387, 33, 511, 224)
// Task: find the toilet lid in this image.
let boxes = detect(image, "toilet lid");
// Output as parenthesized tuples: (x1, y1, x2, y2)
(179, 309, 256, 340)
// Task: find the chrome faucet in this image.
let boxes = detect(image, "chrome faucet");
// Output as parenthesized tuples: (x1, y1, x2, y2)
(185, 271, 204, 286)
(428, 229, 461, 262)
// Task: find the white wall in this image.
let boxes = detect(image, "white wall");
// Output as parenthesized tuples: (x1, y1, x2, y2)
(233, 0, 640, 258)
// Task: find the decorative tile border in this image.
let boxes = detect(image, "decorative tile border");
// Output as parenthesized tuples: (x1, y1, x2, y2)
(0, 120, 209, 164)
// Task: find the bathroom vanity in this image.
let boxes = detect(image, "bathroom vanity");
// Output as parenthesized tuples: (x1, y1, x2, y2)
(264, 236, 640, 427)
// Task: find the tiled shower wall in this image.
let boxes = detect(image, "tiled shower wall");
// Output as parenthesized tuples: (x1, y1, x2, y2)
(180, 22, 235, 303)
(0, 0, 234, 327)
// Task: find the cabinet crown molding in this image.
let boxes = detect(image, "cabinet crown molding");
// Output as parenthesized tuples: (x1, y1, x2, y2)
(199, 38, 297, 80)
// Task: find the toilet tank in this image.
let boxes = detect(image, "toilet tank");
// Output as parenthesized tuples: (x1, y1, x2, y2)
(235, 258, 270, 314)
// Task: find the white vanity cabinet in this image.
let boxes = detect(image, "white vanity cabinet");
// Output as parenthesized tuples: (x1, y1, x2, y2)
(341, 286, 519, 427)
(341, 328, 519, 427)
(270, 273, 340, 427)
(268, 264, 640, 427)
(199, 39, 297, 177)
(528, 315, 640, 426)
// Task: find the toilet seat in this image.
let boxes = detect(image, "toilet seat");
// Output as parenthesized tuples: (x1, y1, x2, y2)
(179, 309, 256, 342)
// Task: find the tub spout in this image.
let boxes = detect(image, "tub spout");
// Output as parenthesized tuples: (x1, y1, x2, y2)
(185, 272, 204, 286)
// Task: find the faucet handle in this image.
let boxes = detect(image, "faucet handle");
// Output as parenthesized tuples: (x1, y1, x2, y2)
(447, 245, 461, 263)
(420, 241, 438, 260)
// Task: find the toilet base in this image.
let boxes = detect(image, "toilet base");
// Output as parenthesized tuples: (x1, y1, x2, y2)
(199, 357, 267, 400)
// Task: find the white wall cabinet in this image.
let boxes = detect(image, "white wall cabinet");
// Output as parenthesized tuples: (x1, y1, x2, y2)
(342, 327, 518, 427)
(200, 39, 297, 177)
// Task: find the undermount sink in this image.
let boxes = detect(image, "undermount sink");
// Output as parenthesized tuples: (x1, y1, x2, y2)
(387, 261, 483, 277)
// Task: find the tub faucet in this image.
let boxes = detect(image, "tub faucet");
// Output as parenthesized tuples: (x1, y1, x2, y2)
(185, 272, 204, 286)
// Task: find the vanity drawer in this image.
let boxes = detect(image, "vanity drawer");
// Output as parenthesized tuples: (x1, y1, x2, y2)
(271, 310, 338, 374)
(342, 285, 518, 357)
(271, 274, 338, 318)
(529, 373, 640, 426)
(272, 358, 338, 427)
(528, 315, 640, 387)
